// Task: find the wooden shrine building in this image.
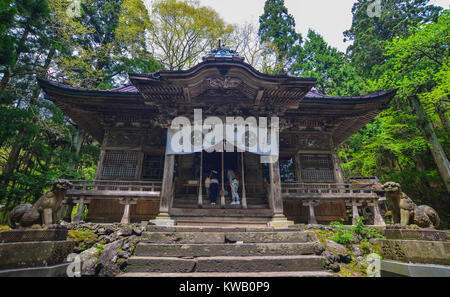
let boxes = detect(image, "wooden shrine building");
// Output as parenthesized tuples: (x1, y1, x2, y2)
(38, 46, 395, 227)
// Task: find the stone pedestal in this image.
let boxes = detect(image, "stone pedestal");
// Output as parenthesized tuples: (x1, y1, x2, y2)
(267, 214, 294, 228)
(303, 200, 320, 225)
(380, 227, 450, 277)
(119, 198, 137, 224)
(149, 212, 176, 226)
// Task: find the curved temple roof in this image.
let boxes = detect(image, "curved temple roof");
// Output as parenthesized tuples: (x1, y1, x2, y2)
(38, 46, 396, 146)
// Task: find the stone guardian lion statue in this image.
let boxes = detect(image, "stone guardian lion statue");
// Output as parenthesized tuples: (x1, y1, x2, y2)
(382, 182, 440, 229)
(8, 179, 73, 229)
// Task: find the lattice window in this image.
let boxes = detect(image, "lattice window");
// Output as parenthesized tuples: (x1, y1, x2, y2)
(102, 150, 139, 179)
(279, 157, 297, 182)
(142, 154, 165, 180)
(300, 154, 334, 181)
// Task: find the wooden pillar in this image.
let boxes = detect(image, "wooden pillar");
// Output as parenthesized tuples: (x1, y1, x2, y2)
(330, 137, 345, 183)
(267, 158, 293, 228)
(241, 152, 247, 209)
(150, 152, 176, 226)
(220, 148, 225, 208)
(269, 160, 283, 215)
(303, 200, 320, 224)
(95, 150, 106, 180)
(294, 153, 302, 182)
(198, 151, 203, 208)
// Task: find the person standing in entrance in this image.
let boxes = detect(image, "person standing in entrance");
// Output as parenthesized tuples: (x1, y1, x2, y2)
(204, 173, 211, 199)
(209, 171, 219, 205)
(231, 171, 240, 205)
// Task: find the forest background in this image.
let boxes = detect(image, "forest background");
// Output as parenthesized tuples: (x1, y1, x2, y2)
(0, 0, 448, 227)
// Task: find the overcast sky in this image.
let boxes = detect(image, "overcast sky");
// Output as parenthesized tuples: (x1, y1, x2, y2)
(197, 0, 449, 52)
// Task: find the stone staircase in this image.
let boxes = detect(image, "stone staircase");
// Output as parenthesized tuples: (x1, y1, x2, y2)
(171, 194, 272, 227)
(120, 226, 335, 277)
(172, 194, 269, 209)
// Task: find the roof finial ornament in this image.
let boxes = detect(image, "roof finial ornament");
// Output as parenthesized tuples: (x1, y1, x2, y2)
(203, 40, 244, 62)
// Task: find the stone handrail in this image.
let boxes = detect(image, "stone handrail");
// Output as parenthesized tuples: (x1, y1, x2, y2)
(280, 182, 384, 226)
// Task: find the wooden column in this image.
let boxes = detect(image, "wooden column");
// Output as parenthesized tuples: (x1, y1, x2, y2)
(95, 150, 106, 180)
(269, 160, 283, 215)
(330, 137, 345, 183)
(159, 154, 175, 213)
(220, 148, 225, 208)
(267, 158, 293, 228)
(294, 153, 302, 182)
(150, 152, 176, 226)
(241, 152, 247, 209)
(198, 151, 203, 208)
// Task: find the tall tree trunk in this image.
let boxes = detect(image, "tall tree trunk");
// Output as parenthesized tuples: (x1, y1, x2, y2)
(410, 95, 450, 193)
(435, 96, 450, 132)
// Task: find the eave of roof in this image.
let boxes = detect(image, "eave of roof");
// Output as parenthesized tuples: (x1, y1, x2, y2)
(38, 78, 142, 98)
(302, 89, 397, 104)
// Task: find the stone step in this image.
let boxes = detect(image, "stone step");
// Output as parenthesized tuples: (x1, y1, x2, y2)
(172, 203, 269, 209)
(173, 218, 271, 227)
(120, 271, 336, 277)
(126, 255, 325, 273)
(141, 231, 311, 244)
(170, 208, 273, 218)
(144, 225, 306, 233)
(135, 242, 317, 257)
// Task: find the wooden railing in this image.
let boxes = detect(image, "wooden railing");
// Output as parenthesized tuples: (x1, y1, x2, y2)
(281, 182, 377, 199)
(67, 180, 162, 197)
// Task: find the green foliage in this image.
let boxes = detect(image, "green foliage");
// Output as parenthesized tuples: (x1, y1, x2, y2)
(96, 243, 105, 255)
(292, 29, 365, 96)
(339, 10, 450, 227)
(344, 0, 442, 78)
(146, 0, 233, 70)
(0, 225, 10, 233)
(330, 220, 355, 244)
(68, 229, 99, 251)
(258, 0, 302, 73)
(330, 217, 384, 245)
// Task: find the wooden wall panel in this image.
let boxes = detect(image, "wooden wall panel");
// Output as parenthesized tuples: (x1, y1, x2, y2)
(283, 200, 348, 224)
(86, 199, 160, 223)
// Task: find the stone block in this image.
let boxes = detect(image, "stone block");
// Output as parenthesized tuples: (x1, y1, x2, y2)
(0, 240, 75, 269)
(385, 228, 448, 241)
(380, 239, 450, 266)
(0, 229, 68, 243)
